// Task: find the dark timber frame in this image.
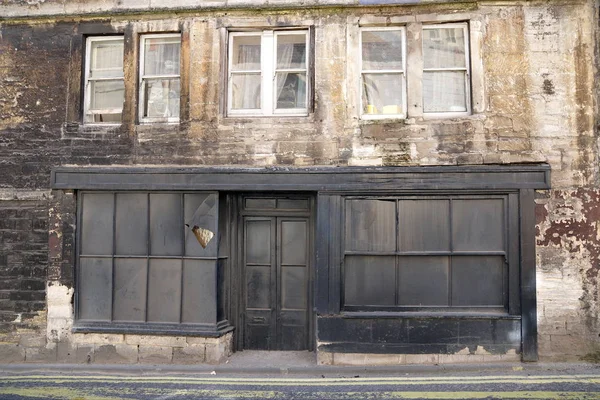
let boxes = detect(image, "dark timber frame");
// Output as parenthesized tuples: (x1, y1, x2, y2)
(52, 165, 550, 361)
(233, 193, 316, 351)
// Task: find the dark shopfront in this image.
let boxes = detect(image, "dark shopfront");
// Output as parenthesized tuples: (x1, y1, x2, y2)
(51, 164, 549, 362)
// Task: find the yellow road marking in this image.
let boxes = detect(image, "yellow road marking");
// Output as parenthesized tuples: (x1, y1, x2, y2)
(1, 388, 600, 400)
(1, 374, 599, 381)
(1, 375, 600, 386)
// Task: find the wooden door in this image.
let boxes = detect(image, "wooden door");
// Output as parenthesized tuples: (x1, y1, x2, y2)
(243, 215, 310, 350)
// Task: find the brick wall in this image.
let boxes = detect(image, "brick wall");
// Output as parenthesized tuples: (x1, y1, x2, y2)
(0, 197, 48, 362)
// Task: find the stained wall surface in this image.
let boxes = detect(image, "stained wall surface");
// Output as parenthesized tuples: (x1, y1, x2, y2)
(0, 0, 597, 361)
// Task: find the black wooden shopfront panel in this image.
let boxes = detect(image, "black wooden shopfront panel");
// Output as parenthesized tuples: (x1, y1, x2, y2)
(343, 195, 509, 311)
(55, 166, 549, 358)
(317, 316, 521, 354)
(75, 191, 227, 335)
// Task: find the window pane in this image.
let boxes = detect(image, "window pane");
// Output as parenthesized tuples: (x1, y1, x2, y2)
(143, 78, 180, 118)
(345, 199, 396, 252)
(149, 193, 183, 256)
(452, 199, 504, 252)
(184, 193, 218, 257)
(231, 35, 261, 71)
(398, 199, 450, 252)
(90, 113, 121, 123)
(423, 71, 467, 113)
(115, 193, 148, 256)
(344, 256, 396, 306)
(362, 73, 404, 115)
(90, 40, 124, 78)
(451, 256, 504, 306)
(147, 259, 182, 323)
(398, 256, 449, 306)
(143, 36, 181, 76)
(277, 34, 306, 69)
(362, 30, 403, 70)
(423, 27, 466, 69)
(182, 260, 216, 324)
(90, 80, 124, 111)
(276, 72, 306, 109)
(79, 258, 112, 321)
(81, 193, 114, 255)
(231, 73, 261, 109)
(113, 258, 147, 322)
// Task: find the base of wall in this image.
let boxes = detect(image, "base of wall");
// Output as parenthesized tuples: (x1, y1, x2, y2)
(316, 350, 521, 366)
(0, 332, 234, 364)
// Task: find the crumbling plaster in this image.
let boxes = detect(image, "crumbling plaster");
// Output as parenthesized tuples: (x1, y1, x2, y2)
(0, 0, 598, 362)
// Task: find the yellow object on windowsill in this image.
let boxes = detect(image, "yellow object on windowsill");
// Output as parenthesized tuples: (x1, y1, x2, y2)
(366, 104, 377, 114)
(382, 105, 401, 114)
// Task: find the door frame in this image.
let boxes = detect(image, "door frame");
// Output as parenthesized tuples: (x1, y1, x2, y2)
(231, 193, 316, 351)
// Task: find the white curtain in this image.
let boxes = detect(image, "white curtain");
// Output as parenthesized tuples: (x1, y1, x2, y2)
(235, 45, 261, 109)
(276, 43, 294, 106)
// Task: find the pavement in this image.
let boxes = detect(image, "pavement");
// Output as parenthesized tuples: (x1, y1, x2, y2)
(0, 350, 597, 375)
(1, 353, 599, 399)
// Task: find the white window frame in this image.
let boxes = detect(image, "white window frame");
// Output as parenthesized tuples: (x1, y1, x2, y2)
(139, 33, 181, 124)
(227, 31, 263, 116)
(227, 29, 310, 117)
(83, 36, 124, 125)
(422, 22, 471, 119)
(359, 27, 407, 120)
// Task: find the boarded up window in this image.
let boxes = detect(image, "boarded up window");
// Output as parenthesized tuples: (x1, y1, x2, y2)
(343, 196, 508, 310)
(77, 192, 220, 327)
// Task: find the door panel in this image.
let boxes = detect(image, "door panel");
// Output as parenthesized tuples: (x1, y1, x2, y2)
(280, 310, 307, 350)
(244, 218, 275, 350)
(278, 219, 309, 350)
(246, 220, 272, 264)
(280, 220, 307, 265)
(281, 266, 306, 309)
(243, 215, 310, 350)
(245, 309, 273, 349)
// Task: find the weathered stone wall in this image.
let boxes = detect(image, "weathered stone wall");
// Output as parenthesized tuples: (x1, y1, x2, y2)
(0, 0, 597, 362)
(0, 0, 477, 18)
(0, 3, 594, 176)
(536, 189, 600, 361)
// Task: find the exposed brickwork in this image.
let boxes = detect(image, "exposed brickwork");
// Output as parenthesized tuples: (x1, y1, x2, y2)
(0, 199, 48, 341)
(0, 0, 598, 363)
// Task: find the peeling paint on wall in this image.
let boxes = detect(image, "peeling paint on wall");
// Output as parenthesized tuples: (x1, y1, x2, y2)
(536, 189, 600, 359)
(0, 0, 598, 362)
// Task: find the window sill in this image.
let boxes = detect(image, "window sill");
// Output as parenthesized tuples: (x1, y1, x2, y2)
(221, 113, 315, 125)
(82, 123, 122, 127)
(340, 310, 518, 319)
(358, 112, 485, 125)
(360, 114, 406, 121)
(226, 112, 309, 117)
(63, 122, 124, 138)
(138, 120, 180, 125)
(423, 111, 471, 120)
